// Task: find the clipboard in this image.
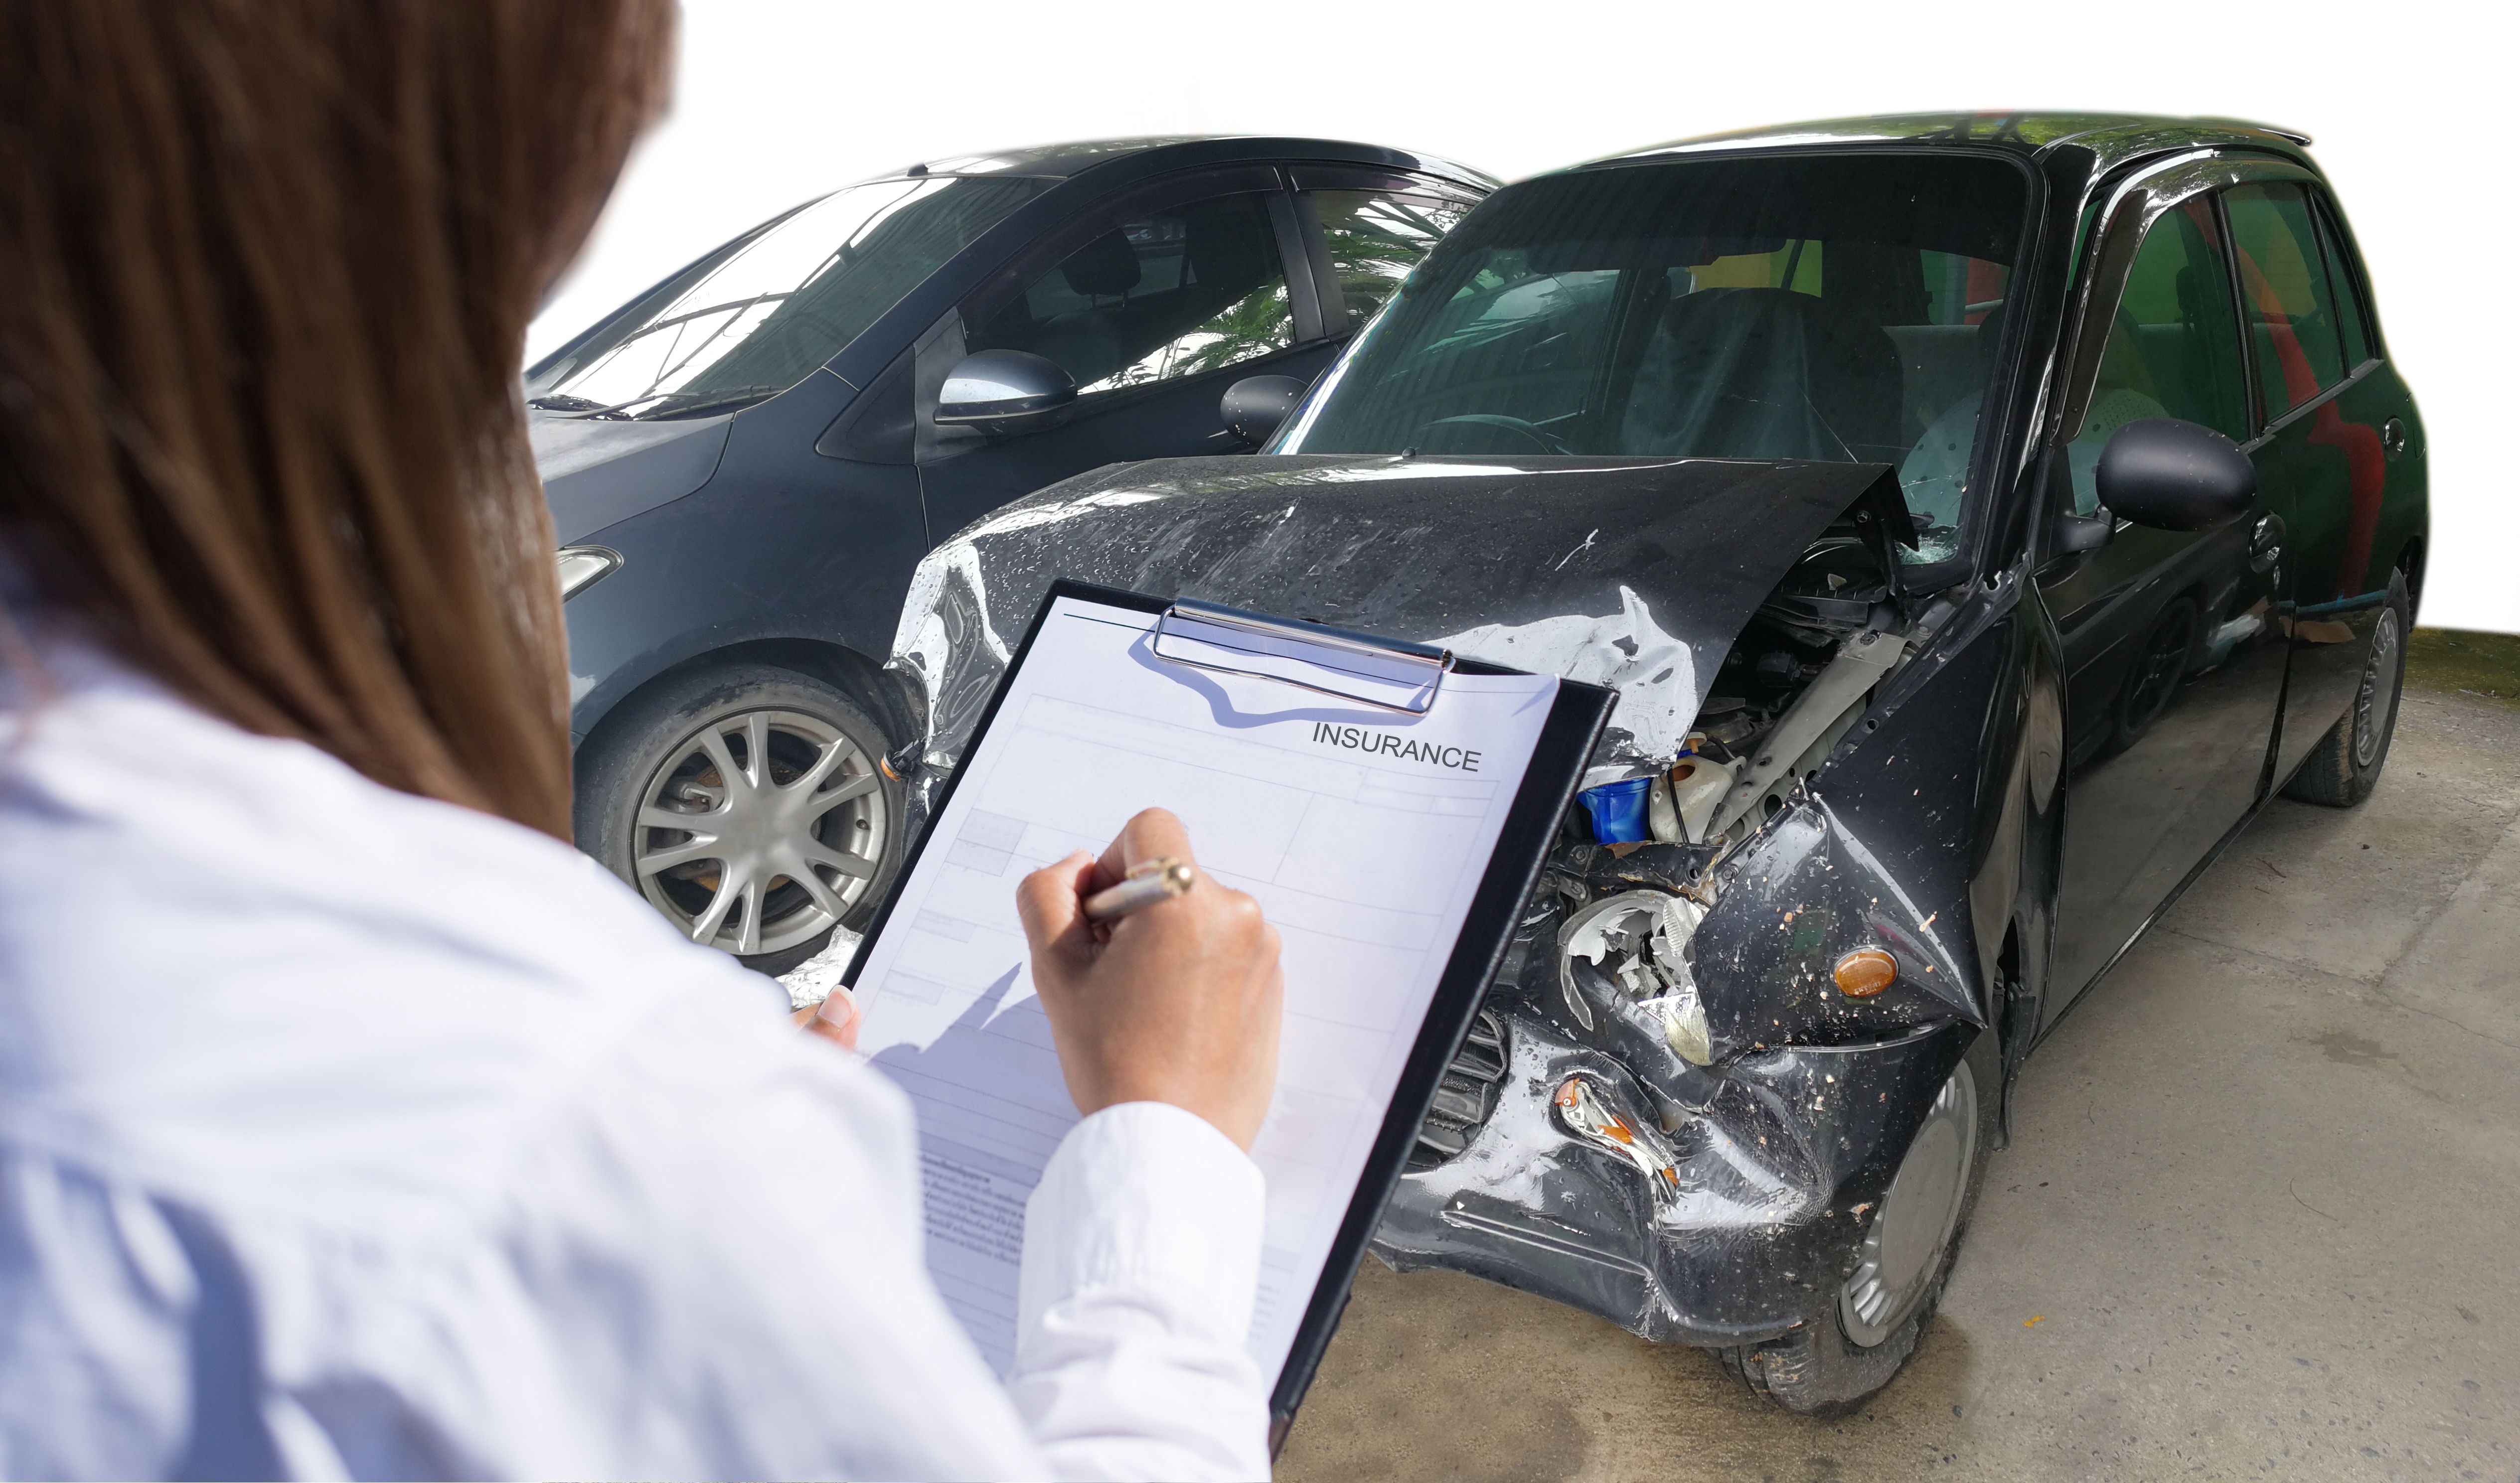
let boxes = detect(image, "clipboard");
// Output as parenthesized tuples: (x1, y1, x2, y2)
(845, 579, 1614, 1442)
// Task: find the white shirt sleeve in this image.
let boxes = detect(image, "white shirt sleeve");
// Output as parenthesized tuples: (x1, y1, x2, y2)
(476, 995, 1274, 1482)
(1014, 1103, 1272, 1481)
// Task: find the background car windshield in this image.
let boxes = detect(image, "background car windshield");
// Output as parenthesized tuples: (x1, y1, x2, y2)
(529, 175, 1049, 420)
(1278, 154, 2033, 563)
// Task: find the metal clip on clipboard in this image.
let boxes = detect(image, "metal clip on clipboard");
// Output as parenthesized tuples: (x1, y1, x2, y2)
(1150, 597, 1456, 715)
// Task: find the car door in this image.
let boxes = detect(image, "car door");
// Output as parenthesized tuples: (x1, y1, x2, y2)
(909, 168, 1334, 543)
(2222, 179, 2418, 780)
(2038, 170, 2291, 1023)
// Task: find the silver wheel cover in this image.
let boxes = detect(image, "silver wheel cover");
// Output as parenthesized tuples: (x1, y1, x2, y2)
(629, 707, 887, 957)
(2352, 607, 2402, 769)
(1840, 1058, 1977, 1347)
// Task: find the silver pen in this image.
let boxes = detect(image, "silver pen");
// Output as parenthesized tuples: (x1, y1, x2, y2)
(1083, 856, 1196, 921)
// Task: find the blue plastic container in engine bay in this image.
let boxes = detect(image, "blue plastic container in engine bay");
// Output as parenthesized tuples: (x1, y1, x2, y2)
(1579, 776, 1654, 842)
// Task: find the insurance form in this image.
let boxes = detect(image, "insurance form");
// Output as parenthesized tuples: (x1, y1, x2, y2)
(848, 593, 1560, 1380)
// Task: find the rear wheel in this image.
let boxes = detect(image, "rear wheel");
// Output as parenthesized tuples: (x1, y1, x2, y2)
(577, 664, 901, 976)
(2281, 572, 2409, 808)
(1716, 1031, 1998, 1417)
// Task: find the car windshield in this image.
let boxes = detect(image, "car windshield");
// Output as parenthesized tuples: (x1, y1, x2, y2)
(527, 174, 1051, 420)
(1277, 153, 2034, 564)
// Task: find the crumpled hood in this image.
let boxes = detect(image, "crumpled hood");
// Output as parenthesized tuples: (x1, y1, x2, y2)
(890, 452, 1899, 805)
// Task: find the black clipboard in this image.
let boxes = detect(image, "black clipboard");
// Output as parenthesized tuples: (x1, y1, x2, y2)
(846, 579, 1614, 1445)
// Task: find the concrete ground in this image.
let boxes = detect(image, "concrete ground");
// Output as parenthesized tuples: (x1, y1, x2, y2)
(1278, 670, 2520, 1482)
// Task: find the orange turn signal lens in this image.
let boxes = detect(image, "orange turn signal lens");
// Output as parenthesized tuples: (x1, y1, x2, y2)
(1834, 947, 1898, 998)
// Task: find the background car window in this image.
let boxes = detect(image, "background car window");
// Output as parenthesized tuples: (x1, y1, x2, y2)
(2061, 201, 2248, 515)
(528, 175, 1049, 419)
(967, 193, 1292, 395)
(1280, 153, 2034, 567)
(2223, 183, 2350, 419)
(1311, 189, 1478, 329)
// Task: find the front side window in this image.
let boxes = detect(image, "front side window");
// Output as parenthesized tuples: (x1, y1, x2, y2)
(1278, 153, 2035, 566)
(529, 175, 1050, 420)
(2063, 200, 2249, 515)
(1312, 188, 1479, 330)
(2224, 183, 2350, 419)
(965, 193, 1292, 395)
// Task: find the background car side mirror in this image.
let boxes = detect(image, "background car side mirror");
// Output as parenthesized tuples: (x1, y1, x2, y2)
(1221, 374, 1306, 447)
(935, 349, 1076, 437)
(2094, 417, 2257, 532)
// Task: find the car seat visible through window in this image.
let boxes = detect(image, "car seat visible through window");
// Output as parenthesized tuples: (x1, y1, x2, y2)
(1620, 287, 1902, 462)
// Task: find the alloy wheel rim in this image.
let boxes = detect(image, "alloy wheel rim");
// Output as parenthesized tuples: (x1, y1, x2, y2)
(2352, 608, 2401, 770)
(1840, 1059, 1977, 1347)
(629, 707, 887, 957)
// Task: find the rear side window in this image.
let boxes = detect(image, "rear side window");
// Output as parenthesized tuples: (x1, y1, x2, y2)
(2224, 183, 2350, 418)
(2316, 200, 2376, 367)
(2064, 201, 2248, 513)
(966, 192, 1292, 395)
(1311, 189, 1478, 330)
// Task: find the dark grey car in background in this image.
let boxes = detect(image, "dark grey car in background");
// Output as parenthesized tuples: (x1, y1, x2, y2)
(529, 137, 1491, 972)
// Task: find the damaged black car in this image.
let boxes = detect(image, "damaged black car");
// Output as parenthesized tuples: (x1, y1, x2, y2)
(879, 113, 2427, 1414)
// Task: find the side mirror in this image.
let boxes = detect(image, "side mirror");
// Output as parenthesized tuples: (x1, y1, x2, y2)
(935, 349, 1076, 437)
(2094, 417, 2256, 532)
(1221, 375, 1306, 447)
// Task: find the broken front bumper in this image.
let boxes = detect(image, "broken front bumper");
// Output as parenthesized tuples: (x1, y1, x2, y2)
(1372, 1009, 1972, 1347)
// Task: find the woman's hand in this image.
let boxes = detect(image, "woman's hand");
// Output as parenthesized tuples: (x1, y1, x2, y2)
(1015, 809, 1283, 1151)
(800, 987, 859, 1050)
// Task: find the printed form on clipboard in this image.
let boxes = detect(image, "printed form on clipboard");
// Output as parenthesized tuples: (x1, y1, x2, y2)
(843, 583, 1606, 1405)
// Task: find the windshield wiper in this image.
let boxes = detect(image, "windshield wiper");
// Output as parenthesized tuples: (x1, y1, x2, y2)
(525, 385, 781, 422)
(632, 386, 782, 420)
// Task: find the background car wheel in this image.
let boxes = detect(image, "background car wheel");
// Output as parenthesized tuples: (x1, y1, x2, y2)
(1715, 1030, 1999, 1417)
(2281, 570, 2410, 809)
(577, 663, 902, 977)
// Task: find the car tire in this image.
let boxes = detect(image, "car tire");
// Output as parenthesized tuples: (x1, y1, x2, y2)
(576, 663, 902, 977)
(1715, 1029, 1999, 1417)
(2280, 571, 2409, 809)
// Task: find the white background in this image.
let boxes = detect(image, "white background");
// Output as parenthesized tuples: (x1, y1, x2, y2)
(530, 0, 2514, 634)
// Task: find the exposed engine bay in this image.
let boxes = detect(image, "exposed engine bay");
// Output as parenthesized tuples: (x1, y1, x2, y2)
(882, 450, 2001, 1363)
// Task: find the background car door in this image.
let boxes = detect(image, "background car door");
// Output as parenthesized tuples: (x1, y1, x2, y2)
(2039, 188, 2290, 1023)
(911, 169, 1329, 542)
(2222, 180, 2420, 779)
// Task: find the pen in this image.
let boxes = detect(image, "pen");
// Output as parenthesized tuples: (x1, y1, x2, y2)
(1083, 856, 1196, 921)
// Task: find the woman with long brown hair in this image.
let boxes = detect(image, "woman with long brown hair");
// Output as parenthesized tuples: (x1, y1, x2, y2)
(0, 3, 1282, 1476)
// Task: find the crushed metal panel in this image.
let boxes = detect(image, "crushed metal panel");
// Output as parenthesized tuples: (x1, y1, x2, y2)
(889, 452, 1913, 823)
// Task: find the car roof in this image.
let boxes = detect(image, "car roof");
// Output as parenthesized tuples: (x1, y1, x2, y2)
(1576, 111, 2317, 176)
(864, 135, 1500, 192)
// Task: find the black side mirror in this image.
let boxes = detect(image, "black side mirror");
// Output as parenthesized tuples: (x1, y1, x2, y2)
(1221, 375, 1305, 447)
(2094, 417, 2256, 532)
(935, 349, 1076, 437)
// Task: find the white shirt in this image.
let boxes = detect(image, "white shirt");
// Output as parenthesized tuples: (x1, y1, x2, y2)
(0, 636, 1271, 1481)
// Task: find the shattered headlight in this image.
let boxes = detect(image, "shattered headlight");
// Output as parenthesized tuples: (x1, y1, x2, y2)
(1559, 889, 1713, 1067)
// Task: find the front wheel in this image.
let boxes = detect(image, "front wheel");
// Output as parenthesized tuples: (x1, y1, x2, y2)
(576, 663, 901, 976)
(1716, 1030, 1998, 1417)
(2281, 571, 2409, 809)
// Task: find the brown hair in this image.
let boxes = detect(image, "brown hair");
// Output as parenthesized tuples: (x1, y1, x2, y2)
(0, 0, 672, 838)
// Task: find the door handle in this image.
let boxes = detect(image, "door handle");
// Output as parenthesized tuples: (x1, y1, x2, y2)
(2248, 513, 2284, 574)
